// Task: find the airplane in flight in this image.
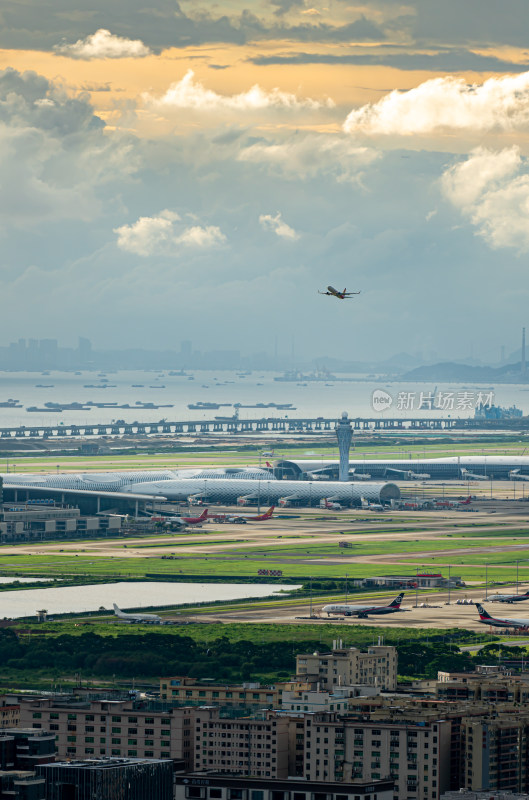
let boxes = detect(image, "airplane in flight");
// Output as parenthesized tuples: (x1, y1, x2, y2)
(318, 286, 361, 300)
(485, 589, 529, 604)
(113, 604, 162, 624)
(322, 593, 405, 618)
(475, 604, 529, 629)
(208, 506, 275, 523)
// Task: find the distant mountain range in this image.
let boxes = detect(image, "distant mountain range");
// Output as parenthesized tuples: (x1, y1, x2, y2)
(402, 361, 528, 383)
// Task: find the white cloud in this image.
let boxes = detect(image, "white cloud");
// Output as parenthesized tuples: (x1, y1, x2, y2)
(239, 134, 379, 182)
(259, 211, 299, 240)
(0, 68, 138, 226)
(344, 71, 529, 136)
(114, 210, 226, 256)
(148, 70, 333, 112)
(441, 146, 529, 251)
(55, 29, 151, 60)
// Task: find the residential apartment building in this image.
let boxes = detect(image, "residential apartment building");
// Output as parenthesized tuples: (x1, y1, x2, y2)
(296, 646, 397, 691)
(193, 708, 290, 778)
(17, 697, 194, 766)
(461, 714, 529, 794)
(0, 702, 19, 729)
(281, 685, 379, 715)
(160, 678, 284, 708)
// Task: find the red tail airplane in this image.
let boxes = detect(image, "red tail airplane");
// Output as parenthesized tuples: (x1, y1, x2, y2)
(182, 509, 208, 524)
(209, 507, 275, 523)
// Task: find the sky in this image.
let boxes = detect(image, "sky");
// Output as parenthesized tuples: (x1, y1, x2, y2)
(2, 0, 529, 363)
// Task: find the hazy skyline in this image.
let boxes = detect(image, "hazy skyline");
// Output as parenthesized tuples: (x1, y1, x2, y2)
(2, 1, 529, 362)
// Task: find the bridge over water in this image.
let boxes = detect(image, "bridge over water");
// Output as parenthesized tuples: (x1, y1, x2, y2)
(0, 416, 475, 439)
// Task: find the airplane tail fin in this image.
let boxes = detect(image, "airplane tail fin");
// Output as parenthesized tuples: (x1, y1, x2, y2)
(389, 593, 404, 608)
(197, 510, 208, 522)
(266, 461, 273, 468)
(113, 603, 120, 613)
(264, 506, 275, 518)
(476, 603, 492, 619)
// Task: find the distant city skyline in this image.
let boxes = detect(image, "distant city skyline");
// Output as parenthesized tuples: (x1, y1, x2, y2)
(0, 335, 525, 372)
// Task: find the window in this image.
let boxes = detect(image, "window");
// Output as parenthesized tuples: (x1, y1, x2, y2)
(112, 716, 122, 722)
(112, 727, 121, 734)
(86, 715, 94, 721)
(112, 738, 121, 745)
(128, 739, 137, 746)
(161, 752, 170, 758)
(161, 729, 171, 736)
(85, 748, 94, 754)
(128, 717, 137, 723)
(32, 712, 42, 719)
(145, 718, 154, 724)
(86, 726, 94, 732)
(111, 749, 121, 756)
(251, 792, 264, 800)
(67, 736, 76, 742)
(145, 740, 154, 746)
(145, 751, 154, 757)
(50, 713, 59, 720)
(85, 737, 94, 743)
(128, 750, 138, 757)
(161, 740, 170, 747)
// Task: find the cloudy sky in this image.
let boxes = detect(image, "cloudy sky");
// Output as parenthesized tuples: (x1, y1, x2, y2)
(2, 0, 529, 363)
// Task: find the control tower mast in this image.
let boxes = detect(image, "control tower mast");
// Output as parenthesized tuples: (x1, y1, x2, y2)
(335, 411, 353, 482)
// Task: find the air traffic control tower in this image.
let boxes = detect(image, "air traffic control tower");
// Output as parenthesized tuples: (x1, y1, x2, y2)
(335, 411, 353, 481)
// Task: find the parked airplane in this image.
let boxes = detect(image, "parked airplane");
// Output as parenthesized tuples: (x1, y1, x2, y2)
(208, 506, 275, 523)
(433, 497, 472, 509)
(113, 604, 162, 624)
(322, 593, 405, 618)
(152, 509, 208, 529)
(318, 286, 361, 300)
(475, 604, 529, 629)
(485, 589, 529, 604)
(320, 499, 342, 510)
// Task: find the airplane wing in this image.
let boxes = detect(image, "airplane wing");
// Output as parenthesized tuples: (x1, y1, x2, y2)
(344, 291, 361, 297)
(318, 290, 331, 295)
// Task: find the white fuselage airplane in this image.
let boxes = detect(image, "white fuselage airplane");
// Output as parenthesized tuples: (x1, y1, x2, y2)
(322, 593, 405, 618)
(318, 286, 361, 300)
(113, 603, 162, 624)
(476, 603, 529, 629)
(485, 590, 529, 604)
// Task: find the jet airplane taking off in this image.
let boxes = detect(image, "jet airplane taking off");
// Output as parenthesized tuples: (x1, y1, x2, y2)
(475, 604, 529, 629)
(318, 286, 361, 300)
(322, 593, 405, 618)
(113, 604, 162, 624)
(485, 589, 529, 604)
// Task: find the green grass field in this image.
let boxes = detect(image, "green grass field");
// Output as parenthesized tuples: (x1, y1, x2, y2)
(0, 551, 526, 583)
(5, 435, 529, 473)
